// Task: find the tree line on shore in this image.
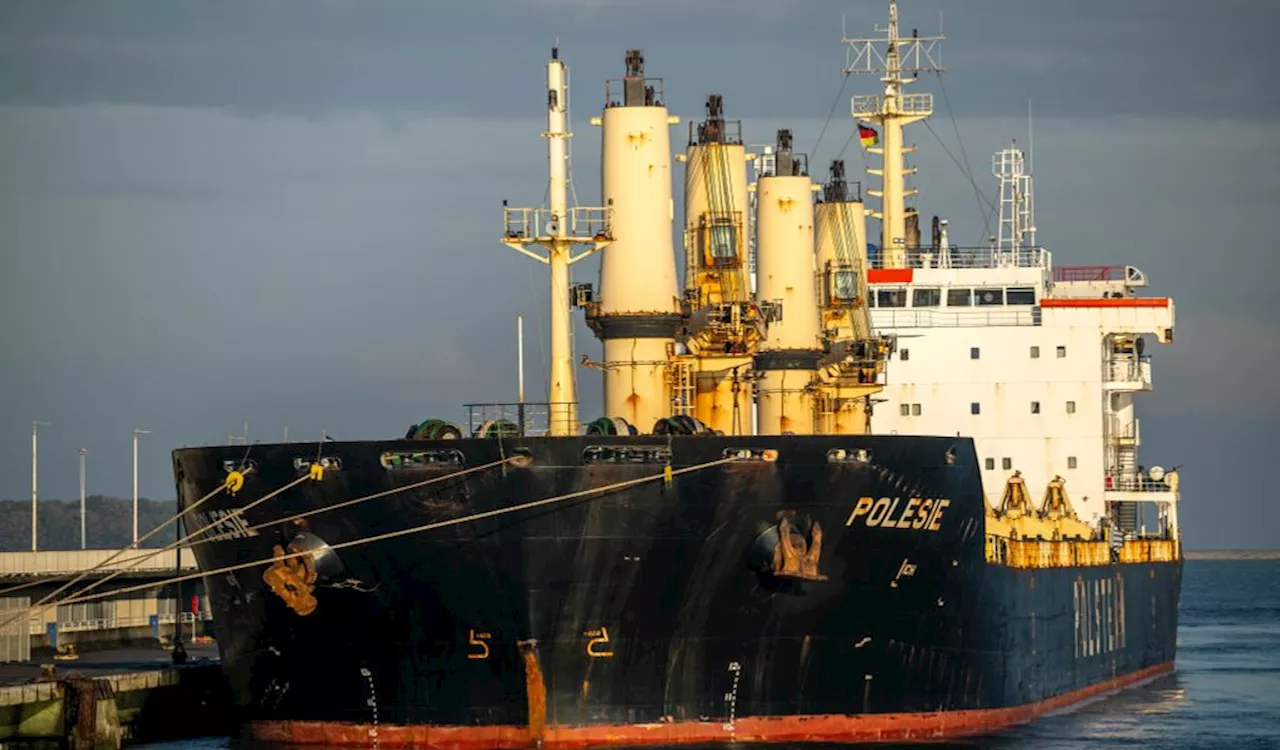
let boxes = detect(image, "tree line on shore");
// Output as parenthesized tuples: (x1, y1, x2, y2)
(0, 497, 178, 551)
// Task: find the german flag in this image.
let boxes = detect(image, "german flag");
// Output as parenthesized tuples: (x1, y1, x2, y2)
(858, 123, 879, 148)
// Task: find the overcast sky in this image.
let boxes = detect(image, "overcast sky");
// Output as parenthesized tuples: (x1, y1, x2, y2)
(1, 0, 1276, 549)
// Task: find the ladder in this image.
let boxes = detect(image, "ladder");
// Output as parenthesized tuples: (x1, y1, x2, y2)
(667, 361, 696, 417)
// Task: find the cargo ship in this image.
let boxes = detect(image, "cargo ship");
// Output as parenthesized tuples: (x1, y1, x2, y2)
(172, 3, 1183, 745)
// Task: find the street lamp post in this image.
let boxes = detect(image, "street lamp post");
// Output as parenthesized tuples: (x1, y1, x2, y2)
(79, 448, 88, 550)
(31, 420, 50, 553)
(132, 428, 150, 545)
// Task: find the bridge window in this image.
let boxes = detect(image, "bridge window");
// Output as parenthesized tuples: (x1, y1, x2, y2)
(971, 402, 981, 415)
(1030, 345, 1040, 359)
(975, 288, 1004, 306)
(877, 288, 907, 308)
(1068, 456, 1078, 469)
(985, 458, 995, 470)
(1002, 457, 1012, 470)
(1031, 401, 1040, 414)
(1007, 287, 1036, 305)
(912, 287, 941, 307)
(947, 288, 972, 307)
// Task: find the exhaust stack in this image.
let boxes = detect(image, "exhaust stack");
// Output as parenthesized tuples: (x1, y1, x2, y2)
(753, 130, 821, 435)
(587, 50, 681, 433)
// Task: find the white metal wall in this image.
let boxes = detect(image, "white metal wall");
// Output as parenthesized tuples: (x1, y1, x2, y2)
(870, 311, 1109, 522)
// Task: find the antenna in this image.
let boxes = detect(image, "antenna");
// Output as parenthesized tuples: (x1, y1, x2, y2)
(842, 0, 943, 269)
(1027, 99, 1035, 176)
(517, 314, 525, 404)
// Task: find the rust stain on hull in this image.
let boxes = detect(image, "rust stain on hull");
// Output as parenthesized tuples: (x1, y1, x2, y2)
(518, 639, 546, 746)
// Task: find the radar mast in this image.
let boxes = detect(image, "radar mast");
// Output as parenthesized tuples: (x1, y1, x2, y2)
(501, 48, 613, 436)
(842, 1, 943, 268)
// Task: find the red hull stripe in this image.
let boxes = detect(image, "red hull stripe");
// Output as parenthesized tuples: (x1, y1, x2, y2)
(866, 268, 914, 284)
(251, 661, 1174, 748)
(1040, 297, 1170, 308)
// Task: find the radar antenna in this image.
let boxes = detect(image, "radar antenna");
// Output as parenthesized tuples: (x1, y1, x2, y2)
(842, 1, 943, 269)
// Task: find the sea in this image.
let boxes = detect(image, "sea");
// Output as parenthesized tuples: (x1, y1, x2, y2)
(138, 560, 1280, 750)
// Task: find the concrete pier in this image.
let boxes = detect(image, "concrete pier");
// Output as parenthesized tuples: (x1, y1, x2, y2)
(0, 646, 229, 749)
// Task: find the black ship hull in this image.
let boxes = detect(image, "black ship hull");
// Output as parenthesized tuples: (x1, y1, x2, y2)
(172, 435, 1181, 747)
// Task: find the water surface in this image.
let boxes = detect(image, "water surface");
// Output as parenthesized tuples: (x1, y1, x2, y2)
(138, 560, 1280, 750)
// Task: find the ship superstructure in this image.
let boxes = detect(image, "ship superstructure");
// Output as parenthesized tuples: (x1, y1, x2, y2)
(172, 4, 1184, 748)
(842, 4, 1180, 541)
(865, 145, 1179, 539)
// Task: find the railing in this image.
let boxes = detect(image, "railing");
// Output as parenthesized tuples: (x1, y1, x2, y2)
(605, 77, 665, 107)
(1106, 477, 1173, 493)
(31, 611, 214, 636)
(852, 92, 933, 117)
(869, 308, 1040, 329)
(157, 612, 212, 625)
(1105, 356, 1152, 386)
(1053, 264, 1148, 286)
(462, 402, 579, 438)
(501, 206, 612, 242)
(867, 246, 1049, 270)
(1106, 416, 1140, 445)
(33, 609, 215, 634)
(1054, 265, 1124, 282)
(986, 536, 1179, 567)
(687, 118, 743, 147)
(567, 207, 612, 239)
(1115, 539, 1179, 563)
(986, 537, 1111, 568)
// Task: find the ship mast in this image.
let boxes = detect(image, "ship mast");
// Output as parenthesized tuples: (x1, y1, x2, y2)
(842, 1, 943, 268)
(502, 48, 613, 436)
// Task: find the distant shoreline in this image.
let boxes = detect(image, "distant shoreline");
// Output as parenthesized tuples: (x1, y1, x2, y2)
(1184, 550, 1280, 560)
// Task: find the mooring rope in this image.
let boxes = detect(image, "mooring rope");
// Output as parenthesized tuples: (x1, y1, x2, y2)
(50, 456, 739, 609)
(236, 457, 519, 537)
(45, 473, 314, 606)
(0, 476, 240, 630)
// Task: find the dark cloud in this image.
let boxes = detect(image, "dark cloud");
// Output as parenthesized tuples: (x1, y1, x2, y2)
(0, 1, 1277, 120)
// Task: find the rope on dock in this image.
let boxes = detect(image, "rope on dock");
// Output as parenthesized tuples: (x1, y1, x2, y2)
(49, 455, 740, 609)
